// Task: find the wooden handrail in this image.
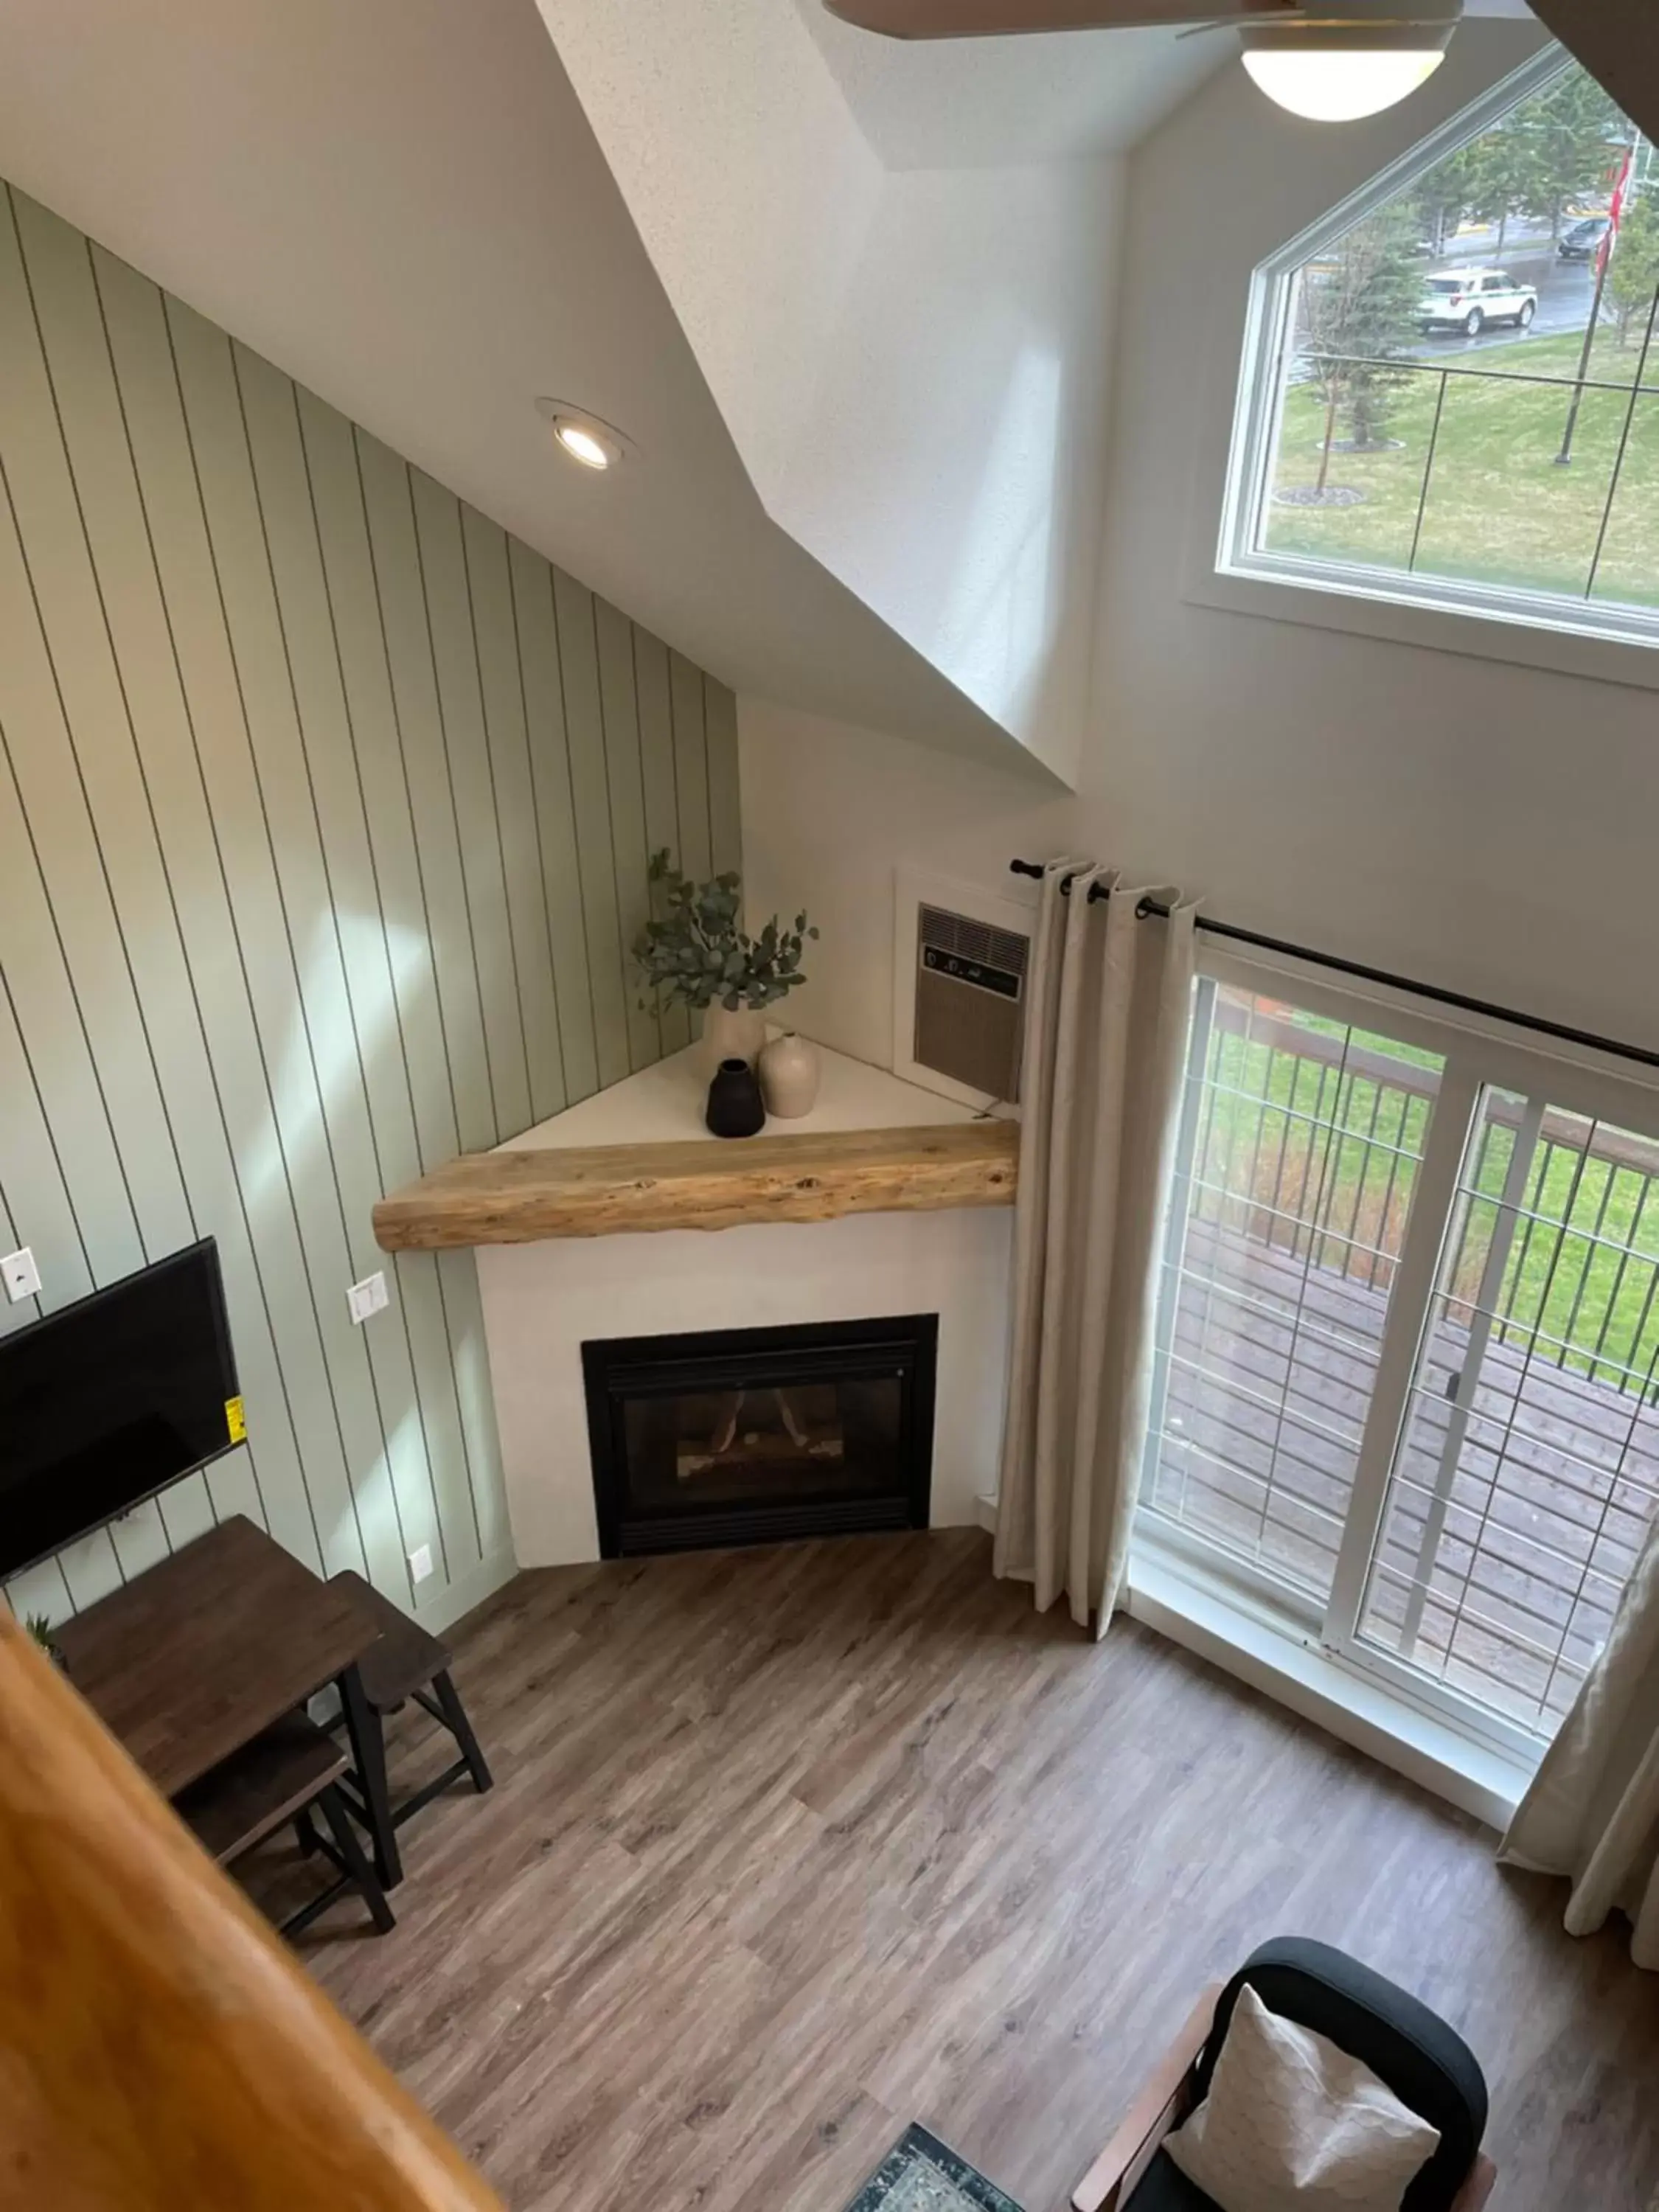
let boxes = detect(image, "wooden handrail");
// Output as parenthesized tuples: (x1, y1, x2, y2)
(0, 1613, 503, 2210)
(1214, 998, 1659, 1178)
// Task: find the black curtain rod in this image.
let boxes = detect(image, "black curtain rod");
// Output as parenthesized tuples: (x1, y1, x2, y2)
(1007, 858, 1659, 1077)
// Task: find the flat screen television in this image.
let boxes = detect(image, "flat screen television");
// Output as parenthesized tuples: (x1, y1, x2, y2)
(0, 1238, 240, 1580)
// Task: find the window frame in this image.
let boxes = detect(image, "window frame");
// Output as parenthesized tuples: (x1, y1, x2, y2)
(1136, 934, 1659, 1768)
(1211, 44, 1659, 666)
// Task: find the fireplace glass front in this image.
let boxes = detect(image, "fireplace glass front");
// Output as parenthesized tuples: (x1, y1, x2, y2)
(581, 1316, 936, 1556)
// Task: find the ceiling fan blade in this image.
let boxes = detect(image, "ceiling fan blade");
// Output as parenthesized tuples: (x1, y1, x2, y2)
(821, 0, 1299, 35)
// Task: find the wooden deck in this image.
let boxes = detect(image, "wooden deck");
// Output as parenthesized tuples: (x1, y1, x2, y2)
(1150, 1219, 1658, 1733)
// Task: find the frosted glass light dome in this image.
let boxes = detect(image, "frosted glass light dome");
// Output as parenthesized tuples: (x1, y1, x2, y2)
(1239, 4, 1461, 124)
(1242, 45, 1447, 122)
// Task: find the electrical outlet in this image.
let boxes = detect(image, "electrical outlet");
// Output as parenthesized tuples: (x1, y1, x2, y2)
(347, 1271, 389, 1324)
(409, 1543, 434, 1585)
(1, 1248, 41, 1303)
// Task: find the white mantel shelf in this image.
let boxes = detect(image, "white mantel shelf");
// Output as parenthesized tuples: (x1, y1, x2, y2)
(372, 1043, 1018, 1248)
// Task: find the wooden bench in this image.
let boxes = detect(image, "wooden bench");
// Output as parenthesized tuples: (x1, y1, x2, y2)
(177, 1712, 394, 1937)
(328, 1571, 493, 1832)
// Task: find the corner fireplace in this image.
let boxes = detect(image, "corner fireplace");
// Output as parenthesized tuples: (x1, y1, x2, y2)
(580, 1315, 937, 1557)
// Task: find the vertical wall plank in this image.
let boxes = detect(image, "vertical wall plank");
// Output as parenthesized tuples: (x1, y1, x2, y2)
(462, 505, 566, 1127)
(632, 630, 690, 1055)
(300, 391, 483, 1584)
(669, 650, 712, 886)
(237, 345, 448, 1601)
(594, 597, 660, 1072)
(87, 246, 323, 1563)
(552, 568, 630, 1089)
(0, 180, 737, 1626)
(0, 986, 105, 1623)
(297, 398, 455, 1170)
(109, 282, 359, 1568)
(705, 678, 743, 883)
(509, 541, 598, 1103)
(0, 805, 125, 1619)
(357, 434, 495, 1157)
(410, 471, 530, 1141)
(15, 197, 275, 1571)
(168, 313, 408, 1602)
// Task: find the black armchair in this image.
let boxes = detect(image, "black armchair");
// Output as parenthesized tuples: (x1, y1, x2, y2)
(1071, 1938, 1497, 2212)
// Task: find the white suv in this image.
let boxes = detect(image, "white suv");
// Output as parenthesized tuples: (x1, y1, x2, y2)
(1419, 268, 1538, 338)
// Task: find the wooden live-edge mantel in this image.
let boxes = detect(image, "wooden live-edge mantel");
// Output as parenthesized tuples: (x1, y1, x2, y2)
(372, 1119, 1020, 1250)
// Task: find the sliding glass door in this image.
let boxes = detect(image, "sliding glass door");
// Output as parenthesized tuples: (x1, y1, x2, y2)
(1144, 979, 1445, 1618)
(1142, 956, 1659, 1759)
(1344, 1088, 1659, 1740)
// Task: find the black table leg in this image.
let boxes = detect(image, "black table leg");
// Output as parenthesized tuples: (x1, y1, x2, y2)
(338, 1660, 402, 1890)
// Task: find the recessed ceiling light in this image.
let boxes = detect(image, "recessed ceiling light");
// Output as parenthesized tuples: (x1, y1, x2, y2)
(1240, 1, 1461, 124)
(535, 398, 630, 471)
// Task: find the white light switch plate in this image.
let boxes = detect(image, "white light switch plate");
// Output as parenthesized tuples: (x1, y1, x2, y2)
(347, 1271, 389, 1324)
(1, 1248, 41, 1303)
(409, 1543, 434, 1584)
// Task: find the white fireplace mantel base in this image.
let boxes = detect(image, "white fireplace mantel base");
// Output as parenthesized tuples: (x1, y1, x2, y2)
(474, 1044, 1014, 1566)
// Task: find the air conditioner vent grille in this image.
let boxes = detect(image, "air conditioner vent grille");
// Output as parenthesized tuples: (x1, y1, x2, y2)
(913, 902, 1028, 1104)
(919, 906, 1029, 978)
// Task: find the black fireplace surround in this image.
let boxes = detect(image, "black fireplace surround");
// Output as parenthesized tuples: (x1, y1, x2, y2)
(581, 1315, 937, 1557)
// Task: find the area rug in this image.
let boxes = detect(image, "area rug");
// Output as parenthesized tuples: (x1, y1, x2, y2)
(843, 2124, 1026, 2212)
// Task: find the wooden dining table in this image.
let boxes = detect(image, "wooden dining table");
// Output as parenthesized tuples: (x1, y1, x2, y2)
(53, 1514, 404, 1889)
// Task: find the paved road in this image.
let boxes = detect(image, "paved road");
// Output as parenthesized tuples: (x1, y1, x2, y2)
(1289, 232, 1606, 387)
(1405, 245, 1600, 363)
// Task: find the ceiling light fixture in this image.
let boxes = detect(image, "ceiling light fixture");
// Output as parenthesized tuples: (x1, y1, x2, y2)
(1239, 0, 1462, 124)
(536, 398, 630, 471)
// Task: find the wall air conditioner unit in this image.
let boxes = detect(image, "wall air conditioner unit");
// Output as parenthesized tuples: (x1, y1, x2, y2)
(893, 868, 1036, 1113)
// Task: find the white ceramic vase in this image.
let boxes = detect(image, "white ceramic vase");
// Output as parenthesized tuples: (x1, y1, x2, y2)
(758, 1032, 821, 1119)
(700, 1001, 765, 1075)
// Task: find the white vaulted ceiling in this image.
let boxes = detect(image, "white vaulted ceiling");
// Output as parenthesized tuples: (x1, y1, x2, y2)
(542, 0, 1156, 785)
(4, 3, 1536, 784)
(0, 0, 1045, 774)
(794, 7, 1228, 167)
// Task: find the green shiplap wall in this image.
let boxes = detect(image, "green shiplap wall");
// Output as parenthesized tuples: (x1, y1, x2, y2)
(0, 184, 740, 1630)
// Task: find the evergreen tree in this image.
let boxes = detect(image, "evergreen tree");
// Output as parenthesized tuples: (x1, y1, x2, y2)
(1301, 207, 1423, 486)
(1510, 69, 1624, 245)
(1608, 195, 1659, 349)
(1411, 142, 1486, 258)
(1467, 125, 1534, 258)
(1408, 68, 1624, 267)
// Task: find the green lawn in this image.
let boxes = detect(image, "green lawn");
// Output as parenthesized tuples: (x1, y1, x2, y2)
(1197, 1016, 1659, 1395)
(1263, 326, 1659, 607)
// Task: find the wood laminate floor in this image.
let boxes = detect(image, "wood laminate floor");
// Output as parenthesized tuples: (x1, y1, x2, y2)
(288, 1532, 1659, 2211)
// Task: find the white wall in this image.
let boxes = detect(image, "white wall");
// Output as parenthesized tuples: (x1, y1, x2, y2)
(778, 162, 1119, 789)
(741, 24, 1659, 1066)
(537, 0, 885, 503)
(481, 1206, 1011, 1565)
(740, 696, 1078, 1069)
(543, 0, 1121, 785)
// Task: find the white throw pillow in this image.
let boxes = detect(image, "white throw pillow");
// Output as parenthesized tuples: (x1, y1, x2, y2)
(1164, 1983, 1441, 2212)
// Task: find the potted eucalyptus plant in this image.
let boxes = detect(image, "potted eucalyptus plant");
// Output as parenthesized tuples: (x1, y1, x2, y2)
(633, 851, 818, 1076)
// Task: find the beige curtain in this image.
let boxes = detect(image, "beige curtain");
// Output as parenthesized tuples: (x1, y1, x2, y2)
(1499, 1514, 1659, 1969)
(993, 860, 1196, 1635)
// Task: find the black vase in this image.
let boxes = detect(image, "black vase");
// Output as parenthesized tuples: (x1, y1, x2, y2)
(706, 1056, 765, 1138)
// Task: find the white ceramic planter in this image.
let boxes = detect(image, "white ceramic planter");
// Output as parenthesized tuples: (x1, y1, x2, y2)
(700, 1001, 765, 1074)
(759, 1032, 821, 1119)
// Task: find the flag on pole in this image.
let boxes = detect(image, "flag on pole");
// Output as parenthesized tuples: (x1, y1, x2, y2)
(1597, 142, 1635, 281)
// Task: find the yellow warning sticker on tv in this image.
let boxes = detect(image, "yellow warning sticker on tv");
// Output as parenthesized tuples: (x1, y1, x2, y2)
(226, 1395, 246, 1444)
